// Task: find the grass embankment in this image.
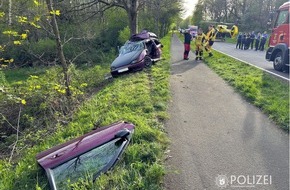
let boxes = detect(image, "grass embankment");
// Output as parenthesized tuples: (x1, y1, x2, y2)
(203, 50, 289, 130)
(0, 36, 172, 189)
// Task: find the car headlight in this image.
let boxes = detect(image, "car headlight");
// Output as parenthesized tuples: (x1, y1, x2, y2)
(131, 59, 139, 64)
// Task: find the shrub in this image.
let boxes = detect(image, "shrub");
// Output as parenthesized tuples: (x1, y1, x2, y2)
(0, 70, 8, 86)
(118, 26, 130, 44)
(28, 39, 57, 65)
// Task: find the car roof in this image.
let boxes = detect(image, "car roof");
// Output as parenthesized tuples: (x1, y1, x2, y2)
(129, 31, 159, 42)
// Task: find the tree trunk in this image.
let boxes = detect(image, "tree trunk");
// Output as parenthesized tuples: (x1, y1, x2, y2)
(242, 0, 247, 15)
(126, 0, 138, 35)
(155, 2, 161, 36)
(128, 10, 138, 35)
(45, 0, 71, 97)
(224, 0, 228, 22)
(8, 0, 12, 26)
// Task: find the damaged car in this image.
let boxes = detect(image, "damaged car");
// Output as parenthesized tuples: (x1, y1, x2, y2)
(36, 121, 135, 190)
(110, 30, 163, 77)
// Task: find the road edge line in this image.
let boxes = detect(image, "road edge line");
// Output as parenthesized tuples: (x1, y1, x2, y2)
(213, 48, 289, 81)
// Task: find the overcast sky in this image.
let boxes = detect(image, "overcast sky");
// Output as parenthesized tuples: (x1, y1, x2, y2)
(182, 0, 198, 19)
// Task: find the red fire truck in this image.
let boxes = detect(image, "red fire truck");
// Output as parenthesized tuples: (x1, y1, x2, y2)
(266, 1, 289, 72)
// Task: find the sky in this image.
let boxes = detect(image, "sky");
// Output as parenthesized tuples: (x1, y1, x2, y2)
(182, 0, 198, 19)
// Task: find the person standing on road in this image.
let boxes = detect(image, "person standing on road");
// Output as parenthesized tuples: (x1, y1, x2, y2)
(195, 28, 206, 60)
(255, 32, 261, 51)
(245, 32, 251, 50)
(241, 33, 247, 50)
(259, 31, 268, 51)
(236, 32, 242, 49)
(250, 31, 255, 49)
(183, 29, 192, 60)
(204, 25, 216, 57)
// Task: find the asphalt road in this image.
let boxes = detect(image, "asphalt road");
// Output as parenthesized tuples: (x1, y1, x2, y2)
(164, 34, 289, 190)
(212, 41, 289, 80)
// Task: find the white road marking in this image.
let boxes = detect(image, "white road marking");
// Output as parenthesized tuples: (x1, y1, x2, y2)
(214, 49, 289, 81)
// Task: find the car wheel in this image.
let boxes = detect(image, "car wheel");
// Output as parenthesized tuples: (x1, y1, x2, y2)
(144, 56, 152, 68)
(273, 52, 284, 71)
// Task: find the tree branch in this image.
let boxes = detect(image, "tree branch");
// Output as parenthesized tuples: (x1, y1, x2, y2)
(8, 106, 21, 163)
(79, 5, 115, 23)
(71, 49, 88, 63)
(66, 0, 125, 15)
(28, 51, 48, 65)
(66, 0, 98, 13)
(0, 112, 23, 134)
(63, 34, 96, 45)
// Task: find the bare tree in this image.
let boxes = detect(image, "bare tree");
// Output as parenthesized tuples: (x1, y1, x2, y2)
(68, 0, 148, 35)
(8, 0, 12, 25)
(134, 0, 181, 36)
(198, 0, 285, 31)
(45, 0, 71, 97)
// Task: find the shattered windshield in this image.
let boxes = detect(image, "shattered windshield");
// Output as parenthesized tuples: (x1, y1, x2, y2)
(51, 138, 125, 189)
(119, 41, 144, 55)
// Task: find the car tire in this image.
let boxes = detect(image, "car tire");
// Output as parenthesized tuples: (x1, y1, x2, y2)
(273, 51, 284, 71)
(144, 56, 152, 68)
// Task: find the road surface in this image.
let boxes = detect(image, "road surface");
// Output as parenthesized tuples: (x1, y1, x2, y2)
(213, 41, 289, 80)
(164, 34, 289, 190)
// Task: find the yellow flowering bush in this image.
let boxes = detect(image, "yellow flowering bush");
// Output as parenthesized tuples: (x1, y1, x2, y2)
(49, 10, 61, 16)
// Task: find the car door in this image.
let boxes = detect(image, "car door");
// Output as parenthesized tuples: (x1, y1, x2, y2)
(36, 121, 134, 190)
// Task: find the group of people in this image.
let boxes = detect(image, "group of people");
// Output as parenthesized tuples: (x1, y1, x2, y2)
(236, 31, 268, 51)
(183, 25, 216, 60)
(182, 26, 269, 61)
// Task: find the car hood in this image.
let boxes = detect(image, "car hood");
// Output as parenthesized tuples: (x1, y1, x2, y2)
(111, 50, 142, 68)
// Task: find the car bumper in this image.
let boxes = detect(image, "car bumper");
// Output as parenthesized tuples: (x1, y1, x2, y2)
(111, 61, 144, 76)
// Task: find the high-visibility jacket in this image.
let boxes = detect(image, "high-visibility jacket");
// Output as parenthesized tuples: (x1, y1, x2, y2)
(206, 28, 216, 41)
(195, 33, 206, 46)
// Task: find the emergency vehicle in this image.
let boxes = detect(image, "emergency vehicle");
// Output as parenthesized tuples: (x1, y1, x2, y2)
(266, 1, 289, 72)
(188, 25, 198, 38)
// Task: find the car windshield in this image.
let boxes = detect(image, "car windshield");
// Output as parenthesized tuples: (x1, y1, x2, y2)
(50, 138, 126, 189)
(119, 41, 144, 55)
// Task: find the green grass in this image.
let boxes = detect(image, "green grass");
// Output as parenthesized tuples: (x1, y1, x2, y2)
(203, 50, 289, 130)
(3, 67, 47, 84)
(0, 35, 172, 190)
(225, 37, 236, 44)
